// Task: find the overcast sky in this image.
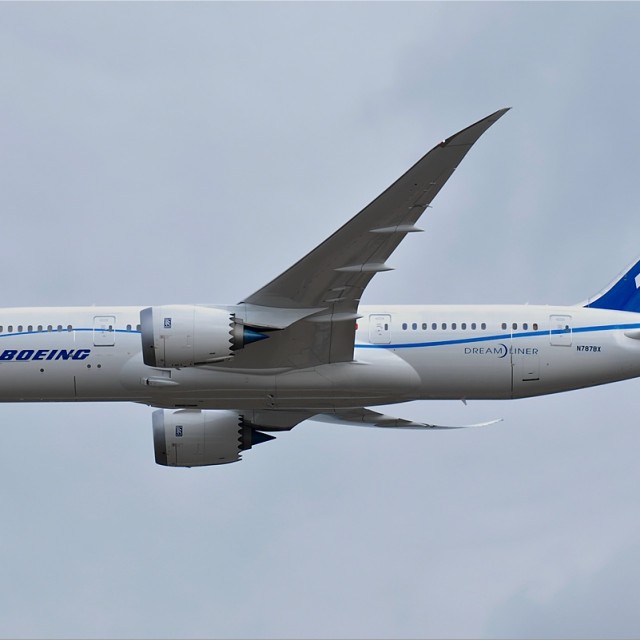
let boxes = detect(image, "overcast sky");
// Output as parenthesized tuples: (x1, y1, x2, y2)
(2, 2, 640, 638)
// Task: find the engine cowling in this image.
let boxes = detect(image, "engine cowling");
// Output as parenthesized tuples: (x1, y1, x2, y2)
(140, 305, 248, 368)
(152, 409, 274, 467)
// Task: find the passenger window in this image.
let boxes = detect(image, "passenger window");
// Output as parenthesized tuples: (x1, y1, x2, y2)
(412, 323, 417, 330)
(28, 325, 33, 332)
(136, 324, 141, 331)
(452, 323, 457, 330)
(67, 325, 72, 331)
(432, 323, 437, 330)
(17, 325, 23, 332)
(481, 323, 486, 330)
(461, 323, 467, 330)
(37, 325, 43, 331)
(126, 324, 132, 331)
(57, 325, 63, 331)
(533, 323, 538, 330)
(512, 323, 517, 330)
(471, 322, 476, 330)
(47, 325, 53, 332)
(442, 323, 447, 330)
(502, 323, 507, 330)
(8, 325, 13, 332)
(523, 323, 528, 330)
(402, 323, 407, 330)
(422, 323, 427, 330)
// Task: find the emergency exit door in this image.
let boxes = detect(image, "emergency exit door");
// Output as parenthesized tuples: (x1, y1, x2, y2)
(549, 315, 572, 346)
(93, 315, 116, 346)
(369, 314, 391, 344)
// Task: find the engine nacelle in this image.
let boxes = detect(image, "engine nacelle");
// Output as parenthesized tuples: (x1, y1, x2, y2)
(140, 305, 243, 368)
(152, 409, 274, 467)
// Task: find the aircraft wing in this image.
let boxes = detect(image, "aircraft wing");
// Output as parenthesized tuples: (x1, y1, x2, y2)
(241, 407, 500, 431)
(234, 108, 509, 369)
(314, 408, 501, 429)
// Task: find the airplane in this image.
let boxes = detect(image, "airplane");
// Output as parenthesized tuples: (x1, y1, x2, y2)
(3, 107, 640, 467)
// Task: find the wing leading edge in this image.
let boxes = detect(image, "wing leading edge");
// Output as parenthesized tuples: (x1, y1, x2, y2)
(233, 108, 509, 369)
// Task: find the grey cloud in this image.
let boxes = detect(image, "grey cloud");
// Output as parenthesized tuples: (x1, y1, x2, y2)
(487, 541, 640, 639)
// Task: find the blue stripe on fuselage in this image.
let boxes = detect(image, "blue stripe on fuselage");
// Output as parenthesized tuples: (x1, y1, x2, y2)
(355, 323, 640, 350)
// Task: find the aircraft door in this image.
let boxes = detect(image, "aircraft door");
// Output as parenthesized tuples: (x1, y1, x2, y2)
(369, 314, 391, 344)
(513, 352, 540, 382)
(93, 315, 116, 346)
(510, 324, 542, 394)
(549, 315, 572, 346)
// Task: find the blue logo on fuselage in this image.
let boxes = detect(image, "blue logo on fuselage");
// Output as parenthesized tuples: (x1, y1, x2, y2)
(463, 344, 538, 358)
(0, 349, 91, 362)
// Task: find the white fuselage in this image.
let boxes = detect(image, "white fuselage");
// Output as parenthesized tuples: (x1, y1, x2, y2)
(0, 304, 639, 409)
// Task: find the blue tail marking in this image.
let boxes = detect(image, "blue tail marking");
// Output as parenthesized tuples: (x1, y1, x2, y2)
(585, 257, 640, 313)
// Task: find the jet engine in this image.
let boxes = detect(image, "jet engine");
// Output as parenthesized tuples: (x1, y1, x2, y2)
(152, 409, 274, 467)
(140, 305, 267, 368)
